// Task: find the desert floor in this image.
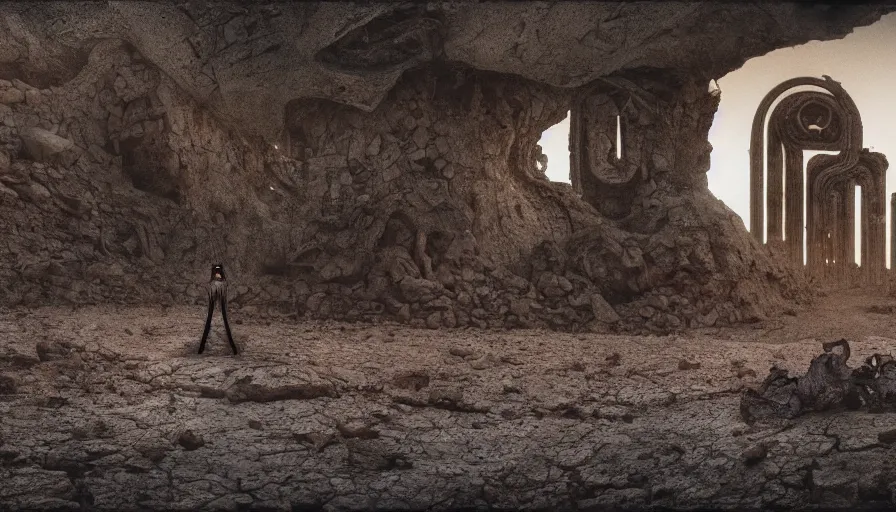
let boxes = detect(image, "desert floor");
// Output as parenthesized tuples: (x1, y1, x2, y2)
(2, 291, 896, 511)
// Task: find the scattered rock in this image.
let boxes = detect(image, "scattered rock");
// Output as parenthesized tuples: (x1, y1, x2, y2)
(742, 443, 768, 466)
(470, 354, 497, 370)
(590, 293, 621, 323)
(294, 432, 336, 452)
(36, 341, 70, 362)
(0, 88, 24, 104)
(502, 380, 520, 394)
(425, 311, 442, 329)
(225, 377, 337, 403)
(0, 374, 16, 394)
(19, 127, 75, 162)
(449, 346, 474, 358)
(878, 429, 896, 444)
(177, 430, 205, 451)
(391, 371, 430, 391)
(337, 421, 379, 439)
(535, 273, 573, 298)
(678, 359, 700, 371)
(736, 367, 757, 379)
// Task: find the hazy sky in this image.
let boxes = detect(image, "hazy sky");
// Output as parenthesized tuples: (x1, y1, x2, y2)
(540, 12, 896, 265)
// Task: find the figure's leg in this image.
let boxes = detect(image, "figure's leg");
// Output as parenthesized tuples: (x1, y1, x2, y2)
(220, 297, 238, 355)
(198, 297, 215, 354)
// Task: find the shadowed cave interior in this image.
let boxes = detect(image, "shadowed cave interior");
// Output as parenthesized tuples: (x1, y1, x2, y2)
(2, 2, 896, 511)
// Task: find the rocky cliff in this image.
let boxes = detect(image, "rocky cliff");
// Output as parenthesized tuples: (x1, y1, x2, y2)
(0, 2, 892, 331)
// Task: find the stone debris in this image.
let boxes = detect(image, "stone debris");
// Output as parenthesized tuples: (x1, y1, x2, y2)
(742, 339, 896, 423)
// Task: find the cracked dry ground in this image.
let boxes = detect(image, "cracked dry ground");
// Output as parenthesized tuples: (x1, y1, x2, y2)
(3, 292, 896, 511)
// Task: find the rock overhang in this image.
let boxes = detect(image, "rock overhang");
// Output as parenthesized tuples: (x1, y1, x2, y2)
(1, 2, 892, 140)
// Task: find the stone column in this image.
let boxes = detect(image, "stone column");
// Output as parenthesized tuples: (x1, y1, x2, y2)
(866, 157, 888, 286)
(890, 192, 896, 271)
(766, 126, 784, 243)
(835, 181, 854, 285)
(785, 145, 805, 265)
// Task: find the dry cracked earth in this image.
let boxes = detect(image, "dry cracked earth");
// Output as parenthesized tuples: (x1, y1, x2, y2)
(3, 292, 896, 511)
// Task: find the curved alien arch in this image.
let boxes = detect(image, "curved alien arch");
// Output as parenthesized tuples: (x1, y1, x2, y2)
(569, 77, 649, 220)
(749, 76, 889, 286)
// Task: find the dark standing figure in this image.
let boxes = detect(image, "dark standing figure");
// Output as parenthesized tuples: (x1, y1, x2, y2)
(198, 263, 238, 355)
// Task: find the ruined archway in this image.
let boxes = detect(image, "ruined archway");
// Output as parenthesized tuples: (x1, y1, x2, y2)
(749, 76, 889, 286)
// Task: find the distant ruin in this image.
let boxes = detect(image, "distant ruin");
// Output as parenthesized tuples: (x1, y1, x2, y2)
(750, 76, 889, 286)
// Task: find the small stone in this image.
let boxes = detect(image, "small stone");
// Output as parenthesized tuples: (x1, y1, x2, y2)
(742, 443, 767, 465)
(665, 314, 682, 329)
(382, 164, 401, 182)
(647, 295, 669, 310)
(425, 311, 441, 329)
(24, 89, 41, 105)
(392, 371, 430, 391)
(535, 272, 573, 297)
(639, 306, 656, 319)
(248, 419, 263, 430)
(434, 158, 447, 170)
(470, 355, 495, 370)
(19, 127, 74, 162)
(402, 115, 417, 130)
(337, 421, 379, 440)
(736, 367, 757, 379)
(412, 126, 428, 149)
(36, 341, 69, 362)
(590, 293, 620, 323)
(366, 135, 382, 156)
(449, 346, 474, 358)
(442, 310, 457, 328)
(678, 359, 700, 371)
(441, 165, 455, 179)
(0, 375, 17, 395)
(502, 380, 520, 394)
(124, 328, 134, 336)
(177, 430, 205, 451)
(878, 429, 896, 444)
(0, 88, 24, 104)
(435, 136, 450, 154)
(697, 308, 719, 327)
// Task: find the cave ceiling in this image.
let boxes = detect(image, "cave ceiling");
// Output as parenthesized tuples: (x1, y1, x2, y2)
(0, 1, 892, 140)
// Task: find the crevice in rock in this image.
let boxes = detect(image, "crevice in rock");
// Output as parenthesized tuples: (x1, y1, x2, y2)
(314, 4, 444, 74)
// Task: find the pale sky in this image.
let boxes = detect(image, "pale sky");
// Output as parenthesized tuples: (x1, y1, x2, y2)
(540, 12, 896, 266)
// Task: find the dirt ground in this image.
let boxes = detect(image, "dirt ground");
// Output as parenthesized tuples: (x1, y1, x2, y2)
(3, 290, 896, 511)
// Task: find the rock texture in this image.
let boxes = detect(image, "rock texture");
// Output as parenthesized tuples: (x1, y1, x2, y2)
(0, 4, 893, 328)
(3, 296, 896, 511)
(1, 2, 889, 140)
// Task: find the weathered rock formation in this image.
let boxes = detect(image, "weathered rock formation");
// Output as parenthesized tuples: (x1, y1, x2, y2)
(749, 76, 889, 287)
(741, 339, 896, 423)
(0, 3, 893, 331)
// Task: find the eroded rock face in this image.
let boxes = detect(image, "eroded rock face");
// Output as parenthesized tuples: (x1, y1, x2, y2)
(0, 3, 891, 139)
(0, 3, 891, 332)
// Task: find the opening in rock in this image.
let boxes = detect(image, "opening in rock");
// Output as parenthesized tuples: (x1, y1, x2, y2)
(536, 111, 571, 183)
(615, 115, 623, 160)
(856, 184, 862, 267)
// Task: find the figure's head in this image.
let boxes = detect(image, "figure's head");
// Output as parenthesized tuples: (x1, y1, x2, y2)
(211, 264, 226, 280)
